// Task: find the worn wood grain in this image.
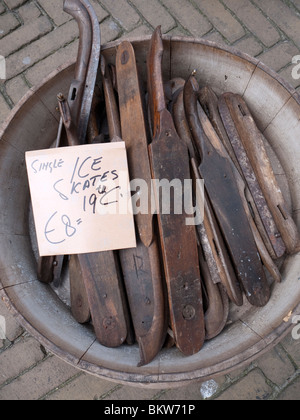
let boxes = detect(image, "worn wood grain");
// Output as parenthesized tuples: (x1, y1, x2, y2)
(224, 93, 300, 254)
(105, 46, 167, 363)
(184, 75, 270, 307)
(148, 27, 205, 355)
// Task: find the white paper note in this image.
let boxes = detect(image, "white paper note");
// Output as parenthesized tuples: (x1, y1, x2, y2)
(26, 143, 136, 256)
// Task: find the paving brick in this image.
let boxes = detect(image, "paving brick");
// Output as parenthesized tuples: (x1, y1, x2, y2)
(281, 333, 300, 367)
(0, 92, 11, 126)
(256, 345, 295, 386)
(25, 39, 79, 86)
(120, 23, 152, 39)
(0, 16, 52, 57)
(158, 376, 227, 400)
(100, 0, 140, 31)
(0, 296, 23, 342)
(0, 12, 20, 39)
(37, 0, 72, 27)
(234, 36, 263, 57)
(156, 383, 203, 400)
(98, 17, 122, 43)
(5, 19, 78, 79)
(166, 25, 191, 38)
(39, 0, 108, 27)
(5, 74, 29, 103)
(193, 0, 245, 43)
(204, 30, 228, 46)
(224, 0, 281, 47)
(25, 14, 122, 86)
(291, 0, 300, 12)
(253, 0, 300, 46)
(0, 2, 6, 14)
(0, 355, 79, 400)
(18, 1, 41, 23)
(216, 369, 273, 400)
(4, 0, 27, 9)
(0, 335, 45, 386)
(277, 376, 300, 400)
(226, 365, 251, 382)
(130, 0, 175, 33)
(102, 383, 158, 400)
(45, 373, 116, 400)
(86, 0, 110, 23)
(162, 0, 212, 37)
(257, 41, 300, 72)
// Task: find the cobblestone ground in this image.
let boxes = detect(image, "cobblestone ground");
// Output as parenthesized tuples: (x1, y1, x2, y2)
(0, 0, 300, 400)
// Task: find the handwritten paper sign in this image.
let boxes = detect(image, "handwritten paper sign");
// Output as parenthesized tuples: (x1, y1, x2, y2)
(26, 143, 136, 256)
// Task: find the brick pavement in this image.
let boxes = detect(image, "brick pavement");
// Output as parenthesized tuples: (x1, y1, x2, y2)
(0, 0, 300, 400)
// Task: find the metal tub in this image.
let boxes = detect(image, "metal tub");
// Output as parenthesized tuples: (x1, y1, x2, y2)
(0, 36, 299, 388)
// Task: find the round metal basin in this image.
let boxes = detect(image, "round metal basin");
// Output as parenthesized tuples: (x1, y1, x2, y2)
(0, 36, 300, 388)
